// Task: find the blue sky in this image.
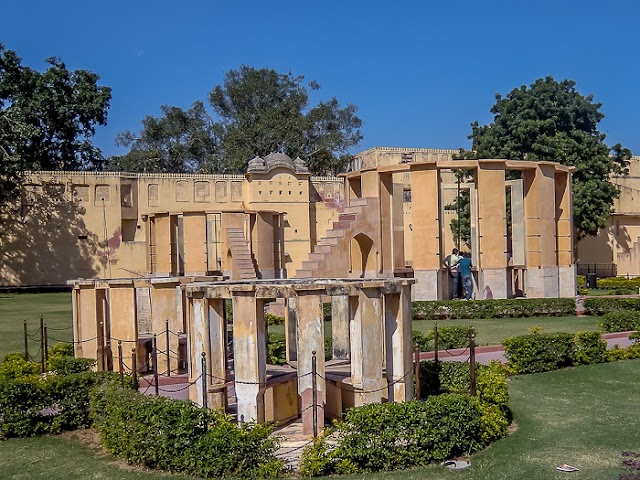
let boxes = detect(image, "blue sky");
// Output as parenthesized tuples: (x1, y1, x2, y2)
(4, 0, 640, 158)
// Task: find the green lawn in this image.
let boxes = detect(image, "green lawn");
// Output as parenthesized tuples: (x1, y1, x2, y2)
(270, 316, 601, 347)
(412, 316, 601, 346)
(0, 292, 73, 360)
(0, 360, 638, 479)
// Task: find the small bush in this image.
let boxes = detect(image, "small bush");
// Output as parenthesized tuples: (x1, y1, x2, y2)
(266, 313, 284, 326)
(301, 395, 486, 474)
(503, 332, 575, 374)
(573, 331, 608, 365)
(412, 298, 576, 320)
(597, 311, 640, 333)
(412, 326, 471, 352)
(583, 298, 640, 315)
(0, 353, 40, 381)
(91, 384, 283, 478)
(267, 332, 287, 365)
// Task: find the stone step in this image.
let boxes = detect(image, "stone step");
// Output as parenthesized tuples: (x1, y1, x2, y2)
(318, 237, 339, 246)
(324, 229, 346, 238)
(349, 198, 368, 207)
(308, 253, 327, 263)
(338, 213, 356, 222)
(301, 261, 319, 271)
(314, 245, 332, 254)
(342, 206, 363, 214)
(295, 269, 313, 278)
(332, 220, 352, 230)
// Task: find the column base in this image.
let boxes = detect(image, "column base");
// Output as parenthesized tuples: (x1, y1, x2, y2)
(479, 268, 508, 299)
(525, 266, 560, 298)
(558, 265, 577, 297)
(412, 270, 440, 300)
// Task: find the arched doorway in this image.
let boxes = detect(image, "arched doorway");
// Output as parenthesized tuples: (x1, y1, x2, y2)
(351, 233, 375, 278)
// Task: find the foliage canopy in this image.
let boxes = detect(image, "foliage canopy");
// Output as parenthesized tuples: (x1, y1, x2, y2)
(111, 66, 363, 175)
(465, 76, 631, 237)
(0, 44, 111, 210)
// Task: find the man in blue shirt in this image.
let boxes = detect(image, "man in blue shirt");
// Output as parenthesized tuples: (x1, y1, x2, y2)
(458, 252, 473, 300)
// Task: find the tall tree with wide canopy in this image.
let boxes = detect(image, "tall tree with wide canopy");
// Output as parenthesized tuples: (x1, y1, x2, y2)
(0, 44, 111, 219)
(466, 77, 630, 238)
(112, 66, 363, 175)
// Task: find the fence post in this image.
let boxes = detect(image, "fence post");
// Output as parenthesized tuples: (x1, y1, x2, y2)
(312, 350, 318, 437)
(433, 321, 439, 366)
(414, 346, 421, 400)
(152, 334, 159, 396)
(131, 348, 138, 390)
(201, 352, 208, 409)
(23, 320, 29, 360)
(165, 319, 171, 377)
(40, 315, 45, 372)
(44, 324, 49, 363)
(118, 341, 124, 386)
(469, 326, 476, 396)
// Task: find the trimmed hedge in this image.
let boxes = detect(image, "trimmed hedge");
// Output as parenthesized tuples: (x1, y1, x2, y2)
(412, 326, 471, 352)
(0, 370, 122, 439)
(583, 298, 640, 315)
(503, 331, 608, 374)
(90, 384, 283, 478)
(412, 298, 576, 320)
(301, 395, 488, 476)
(597, 310, 640, 332)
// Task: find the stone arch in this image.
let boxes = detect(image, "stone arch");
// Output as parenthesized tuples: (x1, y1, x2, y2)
(351, 233, 375, 278)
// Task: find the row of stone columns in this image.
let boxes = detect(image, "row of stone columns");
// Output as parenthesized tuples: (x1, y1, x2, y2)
(186, 279, 414, 434)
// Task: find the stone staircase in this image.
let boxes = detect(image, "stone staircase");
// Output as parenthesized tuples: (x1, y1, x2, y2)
(295, 198, 369, 278)
(226, 227, 258, 280)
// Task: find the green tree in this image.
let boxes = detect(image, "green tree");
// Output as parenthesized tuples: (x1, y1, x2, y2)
(112, 66, 363, 175)
(0, 44, 111, 209)
(466, 77, 630, 238)
(107, 101, 221, 173)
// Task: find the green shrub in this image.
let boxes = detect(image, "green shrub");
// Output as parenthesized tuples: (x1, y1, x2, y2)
(267, 332, 287, 365)
(573, 331, 608, 365)
(583, 298, 640, 315)
(300, 431, 336, 477)
(0, 353, 40, 381)
(301, 395, 486, 475)
(597, 311, 640, 332)
(607, 343, 640, 361)
(503, 332, 575, 374)
(412, 326, 471, 352)
(595, 277, 640, 289)
(412, 298, 576, 320)
(0, 370, 121, 439)
(266, 313, 284, 326)
(323, 302, 332, 321)
(90, 384, 283, 478)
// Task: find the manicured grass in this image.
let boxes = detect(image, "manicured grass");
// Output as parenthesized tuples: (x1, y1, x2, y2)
(269, 316, 602, 347)
(0, 359, 638, 479)
(412, 316, 601, 346)
(0, 433, 183, 480)
(332, 359, 640, 480)
(0, 292, 73, 360)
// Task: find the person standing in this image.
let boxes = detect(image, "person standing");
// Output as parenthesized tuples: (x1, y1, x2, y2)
(458, 252, 473, 300)
(443, 248, 460, 299)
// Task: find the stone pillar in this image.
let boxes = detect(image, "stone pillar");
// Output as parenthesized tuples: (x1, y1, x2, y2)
(392, 179, 406, 272)
(232, 294, 266, 423)
(150, 283, 179, 374)
(331, 295, 350, 360)
(556, 171, 576, 297)
(284, 297, 297, 362)
(524, 164, 559, 297)
(351, 287, 383, 405)
(108, 284, 137, 367)
(296, 294, 325, 435)
(410, 166, 442, 300)
(188, 294, 208, 406)
(379, 173, 393, 276)
(208, 298, 227, 410)
(384, 285, 413, 402)
(476, 163, 508, 298)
